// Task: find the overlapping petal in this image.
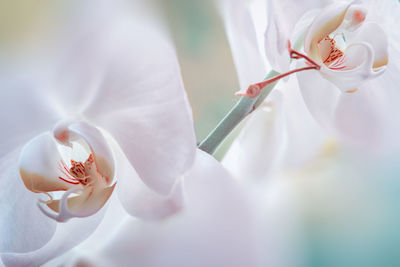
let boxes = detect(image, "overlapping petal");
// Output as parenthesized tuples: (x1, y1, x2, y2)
(223, 91, 287, 181)
(218, 0, 268, 88)
(0, 149, 56, 254)
(107, 134, 184, 220)
(46, 150, 262, 267)
(1, 201, 107, 267)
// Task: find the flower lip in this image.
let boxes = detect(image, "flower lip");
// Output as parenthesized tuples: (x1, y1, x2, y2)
(18, 121, 116, 222)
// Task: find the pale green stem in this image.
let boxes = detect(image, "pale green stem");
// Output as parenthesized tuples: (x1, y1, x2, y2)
(198, 70, 279, 155)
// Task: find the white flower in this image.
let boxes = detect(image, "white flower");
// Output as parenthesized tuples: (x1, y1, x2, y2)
(221, 0, 400, 151)
(0, 0, 196, 265)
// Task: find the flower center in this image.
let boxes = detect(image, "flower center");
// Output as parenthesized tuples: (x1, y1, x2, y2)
(318, 36, 344, 66)
(58, 154, 99, 186)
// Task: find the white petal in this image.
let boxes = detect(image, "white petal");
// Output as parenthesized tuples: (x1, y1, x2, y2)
(0, 202, 107, 266)
(80, 21, 196, 195)
(348, 22, 389, 69)
(0, 149, 56, 253)
(58, 150, 262, 267)
(32, 0, 138, 116)
(218, 0, 268, 88)
(223, 90, 287, 181)
(296, 63, 340, 132)
(279, 78, 326, 167)
(0, 74, 60, 159)
(334, 81, 386, 147)
(111, 141, 183, 220)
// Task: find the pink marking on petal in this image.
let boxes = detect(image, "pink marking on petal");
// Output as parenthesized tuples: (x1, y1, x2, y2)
(353, 10, 365, 23)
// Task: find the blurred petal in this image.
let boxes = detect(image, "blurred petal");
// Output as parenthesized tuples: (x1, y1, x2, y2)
(296, 64, 340, 132)
(0, 149, 56, 253)
(218, 0, 267, 88)
(0, 74, 60, 159)
(223, 90, 286, 181)
(348, 22, 389, 69)
(279, 78, 326, 167)
(56, 150, 262, 267)
(1, 203, 107, 267)
(334, 81, 386, 147)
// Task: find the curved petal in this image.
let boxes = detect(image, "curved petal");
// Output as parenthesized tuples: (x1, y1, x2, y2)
(296, 62, 340, 132)
(0, 148, 56, 253)
(0, 73, 60, 159)
(31, 0, 138, 116)
(320, 42, 384, 92)
(218, 0, 268, 88)
(53, 150, 262, 267)
(279, 78, 326, 167)
(40, 184, 116, 223)
(348, 22, 389, 69)
(334, 80, 386, 148)
(109, 136, 184, 220)
(19, 132, 81, 193)
(79, 19, 196, 195)
(222, 90, 287, 181)
(1, 199, 108, 266)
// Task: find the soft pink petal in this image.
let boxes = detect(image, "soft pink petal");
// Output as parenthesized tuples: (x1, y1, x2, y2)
(347, 22, 389, 69)
(111, 141, 184, 220)
(222, 90, 287, 181)
(1, 195, 108, 266)
(279, 78, 326, 167)
(296, 63, 340, 132)
(50, 150, 262, 266)
(0, 149, 56, 253)
(81, 21, 196, 194)
(334, 82, 386, 147)
(218, 0, 268, 88)
(0, 73, 60, 159)
(31, 0, 197, 194)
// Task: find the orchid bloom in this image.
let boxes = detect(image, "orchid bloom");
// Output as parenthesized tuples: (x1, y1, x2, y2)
(0, 0, 196, 265)
(223, 0, 400, 149)
(238, 1, 388, 97)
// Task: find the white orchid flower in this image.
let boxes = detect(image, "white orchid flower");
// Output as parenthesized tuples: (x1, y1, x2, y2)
(44, 150, 264, 267)
(221, 0, 400, 151)
(0, 0, 196, 265)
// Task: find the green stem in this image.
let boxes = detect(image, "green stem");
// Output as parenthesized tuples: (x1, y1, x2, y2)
(198, 70, 279, 155)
